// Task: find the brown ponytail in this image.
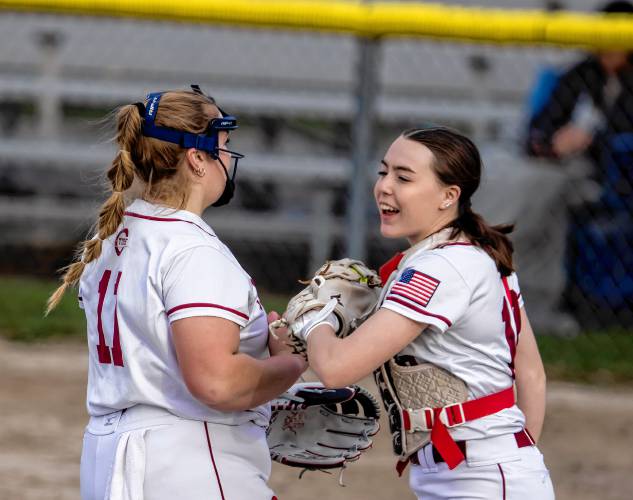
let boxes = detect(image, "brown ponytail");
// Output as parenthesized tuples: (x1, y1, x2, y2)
(47, 90, 220, 314)
(452, 205, 515, 277)
(403, 127, 516, 277)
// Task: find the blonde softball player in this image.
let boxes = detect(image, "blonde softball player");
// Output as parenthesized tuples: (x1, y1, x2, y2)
(287, 128, 555, 499)
(47, 87, 305, 500)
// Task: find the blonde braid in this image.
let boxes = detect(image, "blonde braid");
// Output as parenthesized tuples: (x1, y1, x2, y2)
(45, 261, 85, 315)
(47, 91, 220, 314)
(46, 106, 140, 314)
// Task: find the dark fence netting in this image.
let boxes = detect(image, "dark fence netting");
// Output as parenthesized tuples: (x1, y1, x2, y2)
(1, 9, 632, 336)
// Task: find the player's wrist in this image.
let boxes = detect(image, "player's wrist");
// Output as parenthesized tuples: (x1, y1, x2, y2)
(304, 313, 340, 341)
(292, 352, 309, 372)
(293, 299, 340, 342)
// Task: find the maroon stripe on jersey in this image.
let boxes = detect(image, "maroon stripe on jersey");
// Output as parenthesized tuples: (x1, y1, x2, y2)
(498, 464, 506, 500)
(385, 296, 452, 327)
(203, 422, 226, 500)
(167, 303, 249, 320)
(124, 211, 216, 238)
(435, 242, 475, 249)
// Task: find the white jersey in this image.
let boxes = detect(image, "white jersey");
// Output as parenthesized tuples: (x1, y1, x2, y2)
(380, 229, 526, 441)
(78, 199, 270, 427)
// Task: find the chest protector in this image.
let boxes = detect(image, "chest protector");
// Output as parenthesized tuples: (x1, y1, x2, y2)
(373, 229, 469, 462)
(374, 357, 468, 460)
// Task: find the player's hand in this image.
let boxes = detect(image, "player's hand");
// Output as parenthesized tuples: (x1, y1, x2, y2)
(552, 125, 593, 157)
(267, 311, 306, 363)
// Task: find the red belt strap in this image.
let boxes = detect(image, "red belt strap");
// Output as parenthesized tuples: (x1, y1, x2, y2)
(399, 386, 516, 473)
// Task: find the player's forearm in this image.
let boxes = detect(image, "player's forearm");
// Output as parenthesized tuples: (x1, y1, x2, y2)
(308, 310, 422, 388)
(514, 310, 547, 442)
(308, 326, 358, 387)
(516, 367, 546, 442)
(231, 353, 306, 410)
(200, 353, 305, 412)
(308, 324, 389, 388)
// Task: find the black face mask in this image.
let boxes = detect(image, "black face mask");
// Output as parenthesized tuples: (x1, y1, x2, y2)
(211, 157, 237, 207)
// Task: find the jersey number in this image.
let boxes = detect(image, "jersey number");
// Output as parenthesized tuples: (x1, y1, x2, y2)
(96, 269, 124, 366)
(501, 283, 521, 377)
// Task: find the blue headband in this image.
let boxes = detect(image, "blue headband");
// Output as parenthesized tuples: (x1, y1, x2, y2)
(140, 91, 239, 159)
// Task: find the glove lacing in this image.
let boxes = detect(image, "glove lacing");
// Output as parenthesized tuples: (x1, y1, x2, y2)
(297, 464, 349, 487)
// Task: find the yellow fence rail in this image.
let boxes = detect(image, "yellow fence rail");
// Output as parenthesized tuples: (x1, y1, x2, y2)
(1, 0, 633, 49)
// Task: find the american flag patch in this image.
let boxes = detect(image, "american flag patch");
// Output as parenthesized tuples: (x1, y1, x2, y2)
(389, 268, 440, 307)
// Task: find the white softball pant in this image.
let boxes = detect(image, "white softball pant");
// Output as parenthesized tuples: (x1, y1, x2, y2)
(409, 433, 555, 500)
(80, 405, 276, 500)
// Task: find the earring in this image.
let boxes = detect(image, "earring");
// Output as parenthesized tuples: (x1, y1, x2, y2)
(443, 202, 452, 209)
(194, 168, 206, 177)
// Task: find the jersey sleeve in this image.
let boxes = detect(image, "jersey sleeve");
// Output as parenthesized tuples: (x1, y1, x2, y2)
(381, 254, 471, 333)
(163, 246, 251, 327)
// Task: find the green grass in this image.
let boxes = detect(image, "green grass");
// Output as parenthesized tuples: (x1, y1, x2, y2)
(2, 276, 633, 384)
(0, 276, 290, 342)
(537, 332, 633, 384)
(0, 276, 86, 341)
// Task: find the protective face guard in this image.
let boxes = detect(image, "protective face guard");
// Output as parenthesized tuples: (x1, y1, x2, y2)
(139, 85, 244, 166)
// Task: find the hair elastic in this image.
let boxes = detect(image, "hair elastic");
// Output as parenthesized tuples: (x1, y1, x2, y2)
(134, 102, 146, 117)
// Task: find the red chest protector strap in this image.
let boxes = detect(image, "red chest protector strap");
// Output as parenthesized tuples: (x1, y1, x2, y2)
(379, 252, 404, 283)
(397, 386, 515, 473)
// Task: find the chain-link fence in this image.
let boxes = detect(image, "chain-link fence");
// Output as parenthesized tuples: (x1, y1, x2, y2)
(1, 1, 632, 335)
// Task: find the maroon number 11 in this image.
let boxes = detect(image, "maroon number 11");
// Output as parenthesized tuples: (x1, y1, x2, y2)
(501, 277, 521, 378)
(96, 269, 124, 366)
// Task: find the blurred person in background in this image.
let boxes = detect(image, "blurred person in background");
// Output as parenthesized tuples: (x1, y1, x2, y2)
(47, 87, 305, 500)
(526, 1, 633, 325)
(288, 128, 555, 499)
(527, 1, 633, 167)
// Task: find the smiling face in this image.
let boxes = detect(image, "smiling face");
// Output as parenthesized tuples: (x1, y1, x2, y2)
(374, 135, 460, 245)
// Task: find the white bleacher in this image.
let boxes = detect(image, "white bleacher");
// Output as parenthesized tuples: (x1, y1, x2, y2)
(0, 13, 577, 129)
(0, 9, 579, 270)
(0, 136, 351, 271)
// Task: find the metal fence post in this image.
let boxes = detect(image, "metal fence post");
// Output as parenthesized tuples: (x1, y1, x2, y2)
(35, 30, 64, 140)
(346, 34, 380, 261)
(309, 189, 335, 274)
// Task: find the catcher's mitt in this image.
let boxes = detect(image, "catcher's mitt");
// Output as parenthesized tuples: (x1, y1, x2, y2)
(267, 382, 380, 484)
(270, 258, 382, 357)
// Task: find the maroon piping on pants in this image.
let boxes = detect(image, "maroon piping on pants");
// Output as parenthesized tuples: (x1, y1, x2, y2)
(204, 422, 226, 500)
(497, 464, 506, 500)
